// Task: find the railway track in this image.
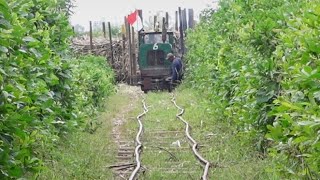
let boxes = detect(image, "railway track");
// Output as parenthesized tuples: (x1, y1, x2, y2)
(110, 94, 211, 179)
(130, 98, 149, 180)
(171, 95, 210, 180)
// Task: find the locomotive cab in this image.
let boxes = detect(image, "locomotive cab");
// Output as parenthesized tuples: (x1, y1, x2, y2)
(137, 31, 175, 92)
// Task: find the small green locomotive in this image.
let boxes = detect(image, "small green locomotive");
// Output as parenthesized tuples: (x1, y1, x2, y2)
(137, 31, 176, 93)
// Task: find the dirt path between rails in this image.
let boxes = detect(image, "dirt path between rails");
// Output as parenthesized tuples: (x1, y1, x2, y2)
(111, 84, 143, 146)
(109, 84, 144, 179)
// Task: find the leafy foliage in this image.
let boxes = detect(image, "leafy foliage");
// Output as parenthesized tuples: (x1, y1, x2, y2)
(71, 56, 115, 132)
(186, 0, 320, 178)
(0, 0, 114, 178)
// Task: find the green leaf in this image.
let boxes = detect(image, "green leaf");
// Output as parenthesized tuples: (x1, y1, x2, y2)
(29, 48, 42, 58)
(0, 67, 7, 76)
(266, 125, 284, 141)
(0, 19, 11, 29)
(51, 120, 65, 125)
(18, 49, 27, 53)
(2, 91, 15, 99)
(0, 0, 10, 19)
(8, 166, 22, 178)
(0, 45, 8, 53)
(301, 66, 313, 76)
(297, 121, 316, 126)
(45, 108, 54, 113)
(23, 36, 37, 42)
(293, 136, 309, 144)
(307, 40, 320, 54)
(256, 91, 274, 103)
(0, 0, 8, 7)
(280, 101, 304, 111)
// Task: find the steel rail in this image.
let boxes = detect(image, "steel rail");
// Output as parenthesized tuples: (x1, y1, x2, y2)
(129, 98, 148, 180)
(171, 95, 210, 180)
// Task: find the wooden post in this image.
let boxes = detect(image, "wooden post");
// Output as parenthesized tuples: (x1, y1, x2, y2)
(137, 9, 143, 46)
(108, 22, 114, 64)
(123, 17, 127, 50)
(128, 22, 132, 84)
(138, 10, 143, 23)
(162, 17, 167, 43)
(154, 15, 157, 31)
(89, 21, 93, 52)
(178, 7, 184, 55)
(165, 12, 169, 28)
(122, 25, 126, 49)
(188, 9, 194, 29)
(102, 22, 106, 38)
(182, 8, 187, 31)
(137, 10, 143, 81)
(175, 11, 178, 31)
(131, 27, 136, 77)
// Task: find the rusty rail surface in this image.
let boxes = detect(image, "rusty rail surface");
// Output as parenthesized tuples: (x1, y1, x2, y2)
(171, 95, 210, 180)
(129, 98, 148, 180)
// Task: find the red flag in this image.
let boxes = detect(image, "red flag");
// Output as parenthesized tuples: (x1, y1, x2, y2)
(127, 10, 137, 25)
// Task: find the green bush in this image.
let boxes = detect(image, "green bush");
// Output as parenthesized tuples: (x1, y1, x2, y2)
(71, 56, 115, 125)
(186, 0, 320, 178)
(0, 0, 114, 178)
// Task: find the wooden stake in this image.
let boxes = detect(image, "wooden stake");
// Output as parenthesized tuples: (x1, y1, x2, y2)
(154, 15, 157, 31)
(128, 22, 132, 84)
(175, 11, 178, 31)
(178, 7, 184, 55)
(137, 9, 143, 46)
(89, 21, 93, 52)
(132, 27, 136, 76)
(182, 8, 187, 31)
(165, 12, 169, 28)
(138, 9, 143, 23)
(102, 22, 106, 38)
(123, 17, 127, 50)
(162, 17, 167, 43)
(188, 9, 194, 29)
(108, 22, 114, 64)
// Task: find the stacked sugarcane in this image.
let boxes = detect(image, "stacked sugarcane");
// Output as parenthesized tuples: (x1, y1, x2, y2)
(71, 36, 131, 82)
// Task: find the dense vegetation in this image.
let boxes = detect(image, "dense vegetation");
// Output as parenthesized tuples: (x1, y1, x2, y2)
(186, 0, 320, 178)
(0, 0, 114, 178)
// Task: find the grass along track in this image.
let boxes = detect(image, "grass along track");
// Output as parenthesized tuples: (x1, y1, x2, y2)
(38, 85, 280, 179)
(173, 89, 280, 179)
(38, 84, 141, 179)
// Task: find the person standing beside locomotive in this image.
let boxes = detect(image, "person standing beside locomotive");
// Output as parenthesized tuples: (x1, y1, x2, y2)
(166, 53, 183, 83)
